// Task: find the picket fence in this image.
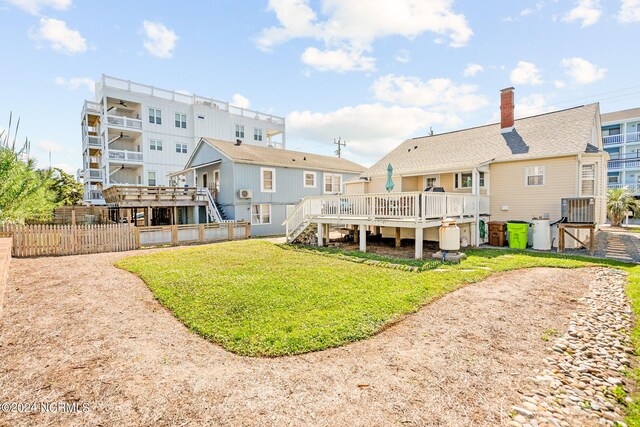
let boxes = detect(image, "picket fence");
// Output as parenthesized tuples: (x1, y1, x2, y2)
(0, 222, 250, 257)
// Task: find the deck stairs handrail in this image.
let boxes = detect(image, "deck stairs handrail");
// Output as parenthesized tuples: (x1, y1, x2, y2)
(203, 188, 224, 222)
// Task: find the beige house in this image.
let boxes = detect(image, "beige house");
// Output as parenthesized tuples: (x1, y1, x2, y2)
(284, 88, 608, 258)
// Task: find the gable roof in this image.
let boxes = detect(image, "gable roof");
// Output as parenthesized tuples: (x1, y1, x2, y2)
(601, 107, 640, 124)
(193, 138, 365, 174)
(365, 103, 602, 177)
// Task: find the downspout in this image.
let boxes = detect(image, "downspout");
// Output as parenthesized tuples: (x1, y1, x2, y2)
(473, 167, 480, 246)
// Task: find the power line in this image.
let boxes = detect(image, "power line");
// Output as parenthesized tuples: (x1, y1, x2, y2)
(552, 84, 640, 107)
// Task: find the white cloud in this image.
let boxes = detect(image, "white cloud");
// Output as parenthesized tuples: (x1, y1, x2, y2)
(504, 1, 546, 21)
(371, 74, 489, 113)
(6, 0, 70, 15)
(54, 76, 95, 92)
(36, 139, 66, 153)
(29, 17, 87, 55)
(554, 80, 567, 88)
(562, 0, 602, 27)
(257, 0, 472, 72)
(394, 49, 410, 64)
(561, 57, 606, 84)
(618, 0, 640, 22)
(231, 93, 251, 109)
(142, 21, 178, 59)
(510, 61, 543, 86)
(463, 63, 484, 77)
(301, 47, 375, 72)
(287, 103, 455, 164)
(515, 94, 552, 118)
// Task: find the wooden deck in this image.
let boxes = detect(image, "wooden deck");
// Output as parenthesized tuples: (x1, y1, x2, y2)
(102, 185, 208, 207)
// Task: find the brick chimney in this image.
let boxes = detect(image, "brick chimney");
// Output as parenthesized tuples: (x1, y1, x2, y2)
(500, 87, 515, 133)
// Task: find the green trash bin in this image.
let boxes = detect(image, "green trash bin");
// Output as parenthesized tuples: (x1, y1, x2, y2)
(507, 222, 529, 249)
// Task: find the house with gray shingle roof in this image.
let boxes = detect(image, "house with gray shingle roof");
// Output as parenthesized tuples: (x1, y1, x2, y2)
(171, 137, 365, 235)
(283, 88, 609, 257)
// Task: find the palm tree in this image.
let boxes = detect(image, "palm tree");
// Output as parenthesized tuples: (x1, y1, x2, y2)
(607, 187, 639, 227)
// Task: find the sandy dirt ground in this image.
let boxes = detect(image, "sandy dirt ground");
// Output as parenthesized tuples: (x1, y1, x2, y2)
(0, 247, 594, 427)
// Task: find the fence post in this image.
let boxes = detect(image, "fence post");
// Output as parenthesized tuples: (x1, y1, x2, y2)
(134, 226, 141, 249)
(228, 222, 234, 241)
(245, 222, 250, 239)
(171, 226, 178, 245)
(199, 224, 205, 242)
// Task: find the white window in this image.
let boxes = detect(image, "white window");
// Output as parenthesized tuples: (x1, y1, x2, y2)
(254, 128, 263, 141)
(261, 167, 276, 192)
(175, 143, 188, 154)
(304, 171, 316, 188)
(174, 113, 187, 129)
(454, 172, 473, 189)
(150, 139, 163, 151)
(235, 124, 245, 138)
(478, 172, 486, 187)
(324, 173, 342, 194)
(148, 171, 156, 186)
(425, 176, 438, 188)
(525, 166, 545, 186)
(149, 108, 161, 124)
(251, 204, 271, 225)
(608, 175, 620, 184)
(581, 164, 596, 196)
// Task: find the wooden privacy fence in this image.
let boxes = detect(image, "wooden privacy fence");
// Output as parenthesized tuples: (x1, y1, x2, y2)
(0, 222, 251, 257)
(1, 223, 137, 257)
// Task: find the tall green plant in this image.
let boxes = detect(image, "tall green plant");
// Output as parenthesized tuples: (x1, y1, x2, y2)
(0, 113, 56, 222)
(607, 187, 639, 227)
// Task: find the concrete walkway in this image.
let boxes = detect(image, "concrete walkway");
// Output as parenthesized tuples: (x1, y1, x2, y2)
(594, 229, 640, 263)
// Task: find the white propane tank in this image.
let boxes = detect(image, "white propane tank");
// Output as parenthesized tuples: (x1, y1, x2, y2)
(531, 219, 551, 250)
(439, 219, 461, 251)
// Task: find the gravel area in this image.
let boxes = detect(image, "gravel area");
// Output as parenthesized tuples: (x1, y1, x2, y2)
(510, 268, 633, 427)
(0, 247, 627, 426)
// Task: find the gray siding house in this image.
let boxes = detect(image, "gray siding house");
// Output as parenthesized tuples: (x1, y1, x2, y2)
(177, 138, 365, 235)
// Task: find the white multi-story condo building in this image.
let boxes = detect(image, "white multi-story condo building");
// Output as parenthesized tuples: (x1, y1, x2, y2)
(80, 75, 286, 205)
(602, 107, 640, 196)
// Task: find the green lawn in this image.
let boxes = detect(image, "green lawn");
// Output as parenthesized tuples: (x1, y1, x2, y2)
(116, 240, 639, 358)
(116, 240, 640, 423)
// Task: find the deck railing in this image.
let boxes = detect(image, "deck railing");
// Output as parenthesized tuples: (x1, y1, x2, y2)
(108, 149, 143, 162)
(285, 192, 490, 239)
(102, 185, 208, 205)
(608, 183, 640, 195)
(603, 131, 640, 145)
(82, 135, 102, 150)
(106, 114, 143, 130)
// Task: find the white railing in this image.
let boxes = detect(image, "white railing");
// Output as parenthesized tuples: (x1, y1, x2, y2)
(608, 183, 640, 194)
(107, 149, 143, 162)
(106, 115, 143, 129)
(84, 168, 103, 180)
(608, 159, 640, 169)
(284, 192, 490, 240)
(98, 74, 286, 126)
(82, 100, 101, 115)
(88, 190, 103, 200)
(603, 131, 640, 145)
(83, 135, 102, 150)
(203, 188, 224, 222)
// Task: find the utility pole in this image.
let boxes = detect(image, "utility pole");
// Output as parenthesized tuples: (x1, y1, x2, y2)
(334, 137, 346, 158)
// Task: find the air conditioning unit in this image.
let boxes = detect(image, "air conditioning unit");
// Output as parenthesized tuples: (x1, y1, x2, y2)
(238, 189, 252, 199)
(561, 197, 595, 224)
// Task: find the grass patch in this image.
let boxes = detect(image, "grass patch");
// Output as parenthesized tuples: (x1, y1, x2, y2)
(279, 244, 427, 268)
(117, 240, 637, 358)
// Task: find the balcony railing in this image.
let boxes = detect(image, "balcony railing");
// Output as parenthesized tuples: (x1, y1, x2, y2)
(83, 168, 104, 181)
(285, 192, 490, 239)
(608, 153, 640, 170)
(87, 190, 104, 200)
(83, 135, 103, 151)
(82, 100, 102, 116)
(608, 183, 640, 195)
(106, 115, 143, 130)
(603, 131, 640, 145)
(97, 74, 286, 126)
(107, 149, 143, 162)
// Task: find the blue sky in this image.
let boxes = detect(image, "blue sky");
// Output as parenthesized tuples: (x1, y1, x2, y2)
(0, 0, 639, 172)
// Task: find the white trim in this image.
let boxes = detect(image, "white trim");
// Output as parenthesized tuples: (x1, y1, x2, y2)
(303, 171, 317, 188)
(251, 204, 271, 225)
(423, 174, 439, 189)
(524, 165, 546, 187)
(260, 167, 276, 193)
(323, 173, 343, 194)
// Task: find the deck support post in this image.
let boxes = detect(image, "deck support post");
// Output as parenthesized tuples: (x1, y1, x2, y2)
(353, 225, 359, 244)
(193, 205, 200, 225)
(375, 226, 381, 237)
(359, 224, 367, 252)
(415, 227, 423, 259)
(316, 222, 323, 247)
(324, 224, 330, 245)
(395, 227, 401, 248)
